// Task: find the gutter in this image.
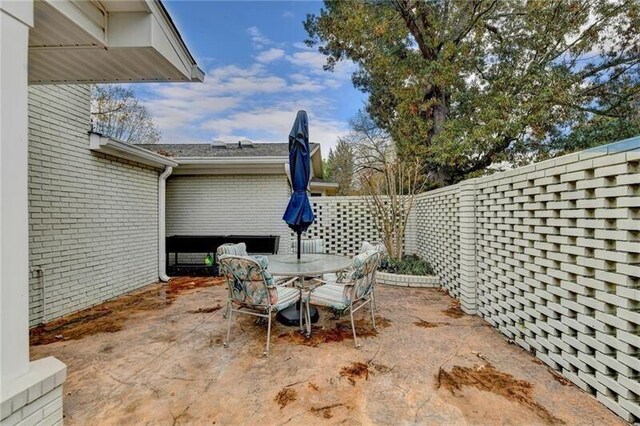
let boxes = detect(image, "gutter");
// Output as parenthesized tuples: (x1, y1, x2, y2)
(89, 133, 178, 168)
(158, 166, 173, 282)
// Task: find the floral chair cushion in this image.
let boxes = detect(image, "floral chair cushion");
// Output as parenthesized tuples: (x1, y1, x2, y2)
(219, 255, 278, 307)
(217, 244, 276, 286)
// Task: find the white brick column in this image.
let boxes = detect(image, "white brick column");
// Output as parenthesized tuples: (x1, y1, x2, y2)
(1, 0, 34, 389)
(458, 179, 477, 314)
(1, 3, 67, 425)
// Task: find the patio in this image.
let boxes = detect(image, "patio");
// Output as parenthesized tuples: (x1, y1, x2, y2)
(30, 277, 622, 425)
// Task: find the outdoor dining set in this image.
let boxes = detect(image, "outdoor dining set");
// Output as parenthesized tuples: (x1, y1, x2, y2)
(212, 110, 387, 356)
(216, 239, 386, 357)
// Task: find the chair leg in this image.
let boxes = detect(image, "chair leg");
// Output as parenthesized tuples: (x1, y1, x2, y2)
(263, 314, 272, 357)
(305, 300, 311, 337)
(350, 305, 361, 349)
(298, 289, 304, 333)
(223, 307, 232, 348)
(370, 297, 377, 330)
(223, 299, 230, 319)
(299, 302, 306, 333)
(371, 286, 377, 312)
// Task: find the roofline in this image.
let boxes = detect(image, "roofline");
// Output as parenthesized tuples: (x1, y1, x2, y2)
(310, 181, 339, 188)
(154, 0, 204, 81)
(175, 157, 288, 166)
(89, 132, 179, 168)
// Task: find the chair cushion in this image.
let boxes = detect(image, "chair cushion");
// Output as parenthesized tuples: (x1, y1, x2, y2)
(250, 255, 275, 286)
(308, 283, 349, 310)
(292, 239, 325, 254)
(217, 243, 248, 256)
(219, 254, 277, 306)
(359, 241, 386, 254)
(274, 286, 300, 311)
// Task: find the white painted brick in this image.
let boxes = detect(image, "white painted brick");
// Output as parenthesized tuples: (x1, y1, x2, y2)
(28, 85, 160, 326)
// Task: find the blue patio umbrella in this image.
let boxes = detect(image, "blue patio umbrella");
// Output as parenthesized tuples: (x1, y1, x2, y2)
(282, 110, 315, 260)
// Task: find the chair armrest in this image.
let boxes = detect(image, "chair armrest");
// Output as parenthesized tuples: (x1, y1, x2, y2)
(273, 276, 298, 287)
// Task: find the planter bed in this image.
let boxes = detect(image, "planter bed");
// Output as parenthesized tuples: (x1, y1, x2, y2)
(377, 270, 438, 287)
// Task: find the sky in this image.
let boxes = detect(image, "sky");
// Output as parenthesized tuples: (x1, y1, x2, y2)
(132, 1, 366, 153)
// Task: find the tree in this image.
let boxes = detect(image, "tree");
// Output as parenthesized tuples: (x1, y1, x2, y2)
(91, 85, 161, 144)
(325, 139, 356, 195)
(362, 159, 424, 261)
(305, 0, 640, 185)
(345, 110, 395, 174)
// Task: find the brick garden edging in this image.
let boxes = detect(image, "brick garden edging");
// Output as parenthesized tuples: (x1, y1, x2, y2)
(377, 271, 438, 287)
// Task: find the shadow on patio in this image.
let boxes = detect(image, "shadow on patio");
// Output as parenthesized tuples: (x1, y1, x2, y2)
(30, 277, 622, 425)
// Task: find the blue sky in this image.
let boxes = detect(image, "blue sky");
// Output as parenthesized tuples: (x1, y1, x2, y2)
(132, 1, 365, 152)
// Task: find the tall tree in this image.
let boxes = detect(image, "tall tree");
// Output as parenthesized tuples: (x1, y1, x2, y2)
(326, 139, 356, 195)
(91, 85, 161, 144)
(305, 0, 640, 185)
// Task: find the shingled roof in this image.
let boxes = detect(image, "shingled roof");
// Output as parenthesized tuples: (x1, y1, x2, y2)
(138, 143, 320, 158)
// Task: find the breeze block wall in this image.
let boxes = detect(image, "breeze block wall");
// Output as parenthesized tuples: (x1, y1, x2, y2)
(411, 186, 462, 302)
(28, 85, 160, 326)
(305, 197, 381, 256)
(403, 137, 639, 422)
(471, 140, 639, 422)
(304, 196, 415, 257)
(165, 174, 292, 255)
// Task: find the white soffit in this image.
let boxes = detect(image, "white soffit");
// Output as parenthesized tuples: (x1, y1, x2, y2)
(29, 0, 204, 84)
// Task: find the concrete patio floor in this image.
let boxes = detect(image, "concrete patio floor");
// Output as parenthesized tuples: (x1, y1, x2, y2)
(30, 277, 624, 425)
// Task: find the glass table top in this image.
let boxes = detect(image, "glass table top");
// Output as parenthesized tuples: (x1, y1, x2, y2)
(267, 254, 352, 276)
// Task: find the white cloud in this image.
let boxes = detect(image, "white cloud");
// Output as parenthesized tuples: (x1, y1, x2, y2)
(246, 26, 271, 49)
(256, 48, 285, 63)
(282, 11, 294, 19)
(134, 42, 359, 152)
(286, 46, 357, 81)
(202, 106, 348, 153)
(286, 50, 328, 72)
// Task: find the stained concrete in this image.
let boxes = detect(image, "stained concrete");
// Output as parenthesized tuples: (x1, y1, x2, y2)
(31, 278, 625, 425)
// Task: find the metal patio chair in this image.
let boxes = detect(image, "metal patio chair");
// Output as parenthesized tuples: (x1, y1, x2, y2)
(305, 250, 382, 349)
(218, 254, 300, 357)
(358, 241, 387, 310)
(217, 242, 292, 318)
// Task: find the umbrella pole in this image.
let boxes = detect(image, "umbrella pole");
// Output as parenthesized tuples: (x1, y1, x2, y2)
(297, 231, 301, 260)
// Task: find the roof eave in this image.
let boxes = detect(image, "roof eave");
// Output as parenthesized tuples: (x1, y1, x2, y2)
(89, 133, 178, 168)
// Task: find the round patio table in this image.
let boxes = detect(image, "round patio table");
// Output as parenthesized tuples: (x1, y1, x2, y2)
(268, 254, 351, 326)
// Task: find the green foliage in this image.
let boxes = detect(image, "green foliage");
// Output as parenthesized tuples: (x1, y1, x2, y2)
(380, 254, 434, 276)
(305, 0, 640, 186)
(322, 159, 333, 181)
(326, 139, 356, 195)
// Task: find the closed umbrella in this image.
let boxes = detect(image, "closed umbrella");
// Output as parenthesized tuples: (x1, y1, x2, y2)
(283, 110, 315, 260)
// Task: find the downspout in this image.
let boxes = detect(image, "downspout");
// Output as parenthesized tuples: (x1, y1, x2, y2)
(158, 166, 173, 282)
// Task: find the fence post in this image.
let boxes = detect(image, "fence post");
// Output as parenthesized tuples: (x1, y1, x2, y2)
(458, 180, 477, 314)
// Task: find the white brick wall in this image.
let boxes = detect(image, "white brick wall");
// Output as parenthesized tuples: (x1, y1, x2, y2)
(165, 174, 292, 254)
(28, 85, 160, 326)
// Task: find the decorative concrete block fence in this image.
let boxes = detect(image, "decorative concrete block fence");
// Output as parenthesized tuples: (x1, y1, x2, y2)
(308, 137, 640, 423)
